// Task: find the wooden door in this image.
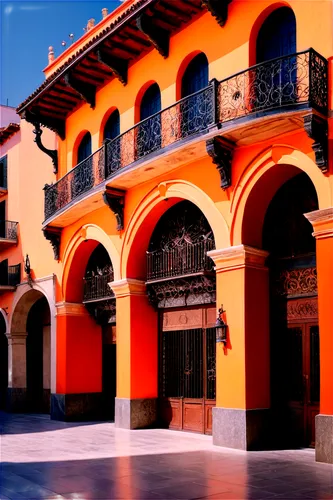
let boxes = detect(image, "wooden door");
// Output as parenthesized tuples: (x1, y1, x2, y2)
(286, 321, 319, 447)
(159, 305, 216, 434)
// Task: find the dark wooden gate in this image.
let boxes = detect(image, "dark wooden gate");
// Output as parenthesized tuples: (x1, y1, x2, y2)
(285, 299, 319, 447)
(159, 305, 216, 434)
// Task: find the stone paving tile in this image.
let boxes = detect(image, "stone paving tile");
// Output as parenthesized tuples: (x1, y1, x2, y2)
(1, 412, 333, 500)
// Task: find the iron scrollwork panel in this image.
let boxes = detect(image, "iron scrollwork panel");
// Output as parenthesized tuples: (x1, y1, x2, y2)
(218, 52, 311, 122)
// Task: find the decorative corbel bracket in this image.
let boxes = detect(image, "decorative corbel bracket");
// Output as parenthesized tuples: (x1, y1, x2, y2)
(64, 73, 96, 109)
(42, 226, 62, 261)
(202, 0, 232, 27)
(96, 49, 128, 86)
(22, 109, 65, 140)
(304, 114, 328, 173)
(136, 13, 169, 58)
(32, 122, 58, 174)
(206, 136, 234, 189)
(103, 188, 125, 231)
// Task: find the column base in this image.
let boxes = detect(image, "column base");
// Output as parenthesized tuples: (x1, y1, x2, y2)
(115, 397, 157, 429)
(213, 407, 270, 451)
(50, 393, 104, 422)
(315, 414, 333, 464)
(6, 388, 28, 412)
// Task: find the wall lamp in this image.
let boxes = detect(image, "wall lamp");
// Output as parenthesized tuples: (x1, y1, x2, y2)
(215, 305, 227, 344)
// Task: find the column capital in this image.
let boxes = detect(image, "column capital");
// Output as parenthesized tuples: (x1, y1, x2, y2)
(304, 207, 333, 239)
(208, 245, 269, 272)
(6, 332, 28, 344)
(109, 278, 146, 298)
(55, 302, 86, 317)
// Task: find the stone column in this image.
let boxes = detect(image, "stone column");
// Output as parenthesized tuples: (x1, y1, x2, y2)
(110, 279, 158, 429)
(305, 208, 333, 463)
(51, 302, 103, 421)
(6, 332, 28, 411)
(208, 245, 270, 450)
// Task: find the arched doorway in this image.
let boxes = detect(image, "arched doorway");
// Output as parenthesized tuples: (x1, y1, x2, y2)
(256, 7, 296, 108)
(263, 172, 319, 448)
(77, 132, 92, 163)
(10, 289, 52, 413)
(146, 200, 216, 434)
(181, 53, 209, 135)
(83, 243, 116, 420)
(26, 296, 51, 413)
(0, 312, 8, 409)
(104, 109, 120, 141)
(138, 83, 162, 158)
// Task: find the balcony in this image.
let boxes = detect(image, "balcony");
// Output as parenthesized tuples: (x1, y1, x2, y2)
(83, 271, 114, 304)
(0, 263, 21, 294)
(146, 239, 215, 283)
(0, 220, 18, 249)
(43, 49, 328, 226)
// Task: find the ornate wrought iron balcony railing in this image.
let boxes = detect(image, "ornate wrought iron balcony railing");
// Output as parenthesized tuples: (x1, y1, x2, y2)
(44, 49, 327, 222)
(83, 271, 114, 302)
(0, 220, 18, 241)
(146, 239, 215, 282)
(218, 49, 327, 122)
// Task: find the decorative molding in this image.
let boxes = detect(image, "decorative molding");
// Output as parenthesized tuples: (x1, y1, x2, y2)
(147, 274, 216, 309)
(32, 122, 58, 173)
(96, 49, 128, 86)
(103, 188, 125, 231)
(64, 73, 96, 109)
(304, 207, 333, 239)
(304, 114, 328, 172)
(136, 13, 169, 58)
(287, 298, 318, 321)
(206, 137, 234, 189)
(55, 302, 86, 317)
(274, 267, 317, 298)
(208, 245, 269, 272)
(42, 226, 62, 260)
(22, 109, 65, 140)
(202, 0, 232, 27)
(304, 207, 333, 224)
(109, 278, 146, 298)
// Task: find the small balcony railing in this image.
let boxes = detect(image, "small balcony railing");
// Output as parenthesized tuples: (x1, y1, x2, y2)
(146, 239, 215, 282)
(0, 264, 21, 287)
(83, 271, 114, 302)
(0, 220, 18, 241)
(44, 49, 328, 222)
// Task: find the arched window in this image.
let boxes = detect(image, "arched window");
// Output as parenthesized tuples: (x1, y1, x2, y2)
(77, 132, 92, 164)
(140, 83, 161, 121)
(137, 83, 162, 159)
(256, 7, 296, 63)
(104, 110, 120, 141)
(181, 53, 209, 98)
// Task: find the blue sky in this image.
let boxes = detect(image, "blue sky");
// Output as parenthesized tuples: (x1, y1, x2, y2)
(1, 0, 122, 107)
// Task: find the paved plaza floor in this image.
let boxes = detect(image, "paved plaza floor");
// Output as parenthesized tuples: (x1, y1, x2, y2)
(0, 412, 332, 500)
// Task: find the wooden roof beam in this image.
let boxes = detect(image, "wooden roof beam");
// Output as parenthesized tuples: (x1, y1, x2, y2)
(136, 13, 169, 58)
(64, 73, 96, 108)
(96, 49, 128, 86)
(202, 0, 232, 27)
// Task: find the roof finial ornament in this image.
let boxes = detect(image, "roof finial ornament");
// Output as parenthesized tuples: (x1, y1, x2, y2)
(87, 18, 95, 31)
(102, 8, 108, 19)
(48, 46, 55, 64)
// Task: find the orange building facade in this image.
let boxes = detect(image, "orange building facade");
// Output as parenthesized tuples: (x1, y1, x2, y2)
(1, 0, 332, 463)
